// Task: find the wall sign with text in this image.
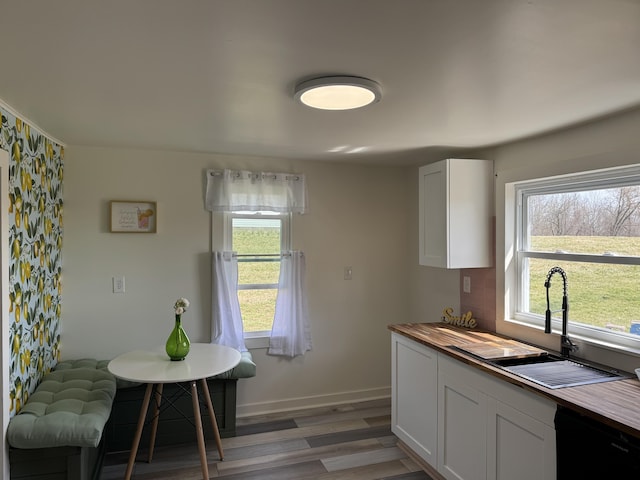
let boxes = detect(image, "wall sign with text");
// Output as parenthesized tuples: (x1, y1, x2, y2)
(110, 201, 157, 233)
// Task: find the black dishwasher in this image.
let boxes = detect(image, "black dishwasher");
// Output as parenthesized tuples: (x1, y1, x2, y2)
(555, 406, 640, 478)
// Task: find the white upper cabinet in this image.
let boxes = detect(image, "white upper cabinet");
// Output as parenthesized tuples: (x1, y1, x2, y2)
(418, 158, 493, 268)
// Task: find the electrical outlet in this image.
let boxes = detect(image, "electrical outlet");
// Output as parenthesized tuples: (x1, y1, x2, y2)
(113, 276, 126, 293)
(344, 266, 353, 280)
(463, 276, 471, 294)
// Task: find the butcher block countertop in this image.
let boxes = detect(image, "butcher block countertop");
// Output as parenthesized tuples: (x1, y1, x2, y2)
(389, 322, 640, 439)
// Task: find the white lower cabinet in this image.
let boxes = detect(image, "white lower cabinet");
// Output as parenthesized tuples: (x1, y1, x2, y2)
(391, 335, 557, 480)
(438, 367, 488, 480)
(391, 333, 438, 465)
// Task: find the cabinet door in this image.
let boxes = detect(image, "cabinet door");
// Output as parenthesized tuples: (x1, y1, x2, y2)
(391, 334, 438, 464)
(487, 401, 556, 480)
(445, 159, 492, 268)
(418, 161, 447, 267)
(438, 369, 487, 480)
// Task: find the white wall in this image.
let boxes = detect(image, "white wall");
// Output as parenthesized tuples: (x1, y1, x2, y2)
(56, 106, 640, 414)
(63, 146, 420, 414)
(494, 106, 640, 372)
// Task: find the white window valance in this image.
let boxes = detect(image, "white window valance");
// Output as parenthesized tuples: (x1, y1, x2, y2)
(205, 169, 307, 213)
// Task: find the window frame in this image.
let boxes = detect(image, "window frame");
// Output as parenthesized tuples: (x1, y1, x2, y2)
(223, 211, 291, 344)
(511, 164, 640, 354)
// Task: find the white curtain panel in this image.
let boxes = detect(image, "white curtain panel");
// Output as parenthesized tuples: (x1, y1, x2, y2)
(268, 251, 312, 358)
(205, 169, 307, 213)
(211, 251, 247, 352)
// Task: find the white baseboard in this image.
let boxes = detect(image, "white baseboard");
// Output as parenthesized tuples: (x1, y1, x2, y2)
(236, 386, 391, 418)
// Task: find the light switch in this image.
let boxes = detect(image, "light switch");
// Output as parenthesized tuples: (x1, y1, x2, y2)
(113, 276, 126, 293)
(463, 276, 471, 294)
(344, 266, 353, 280)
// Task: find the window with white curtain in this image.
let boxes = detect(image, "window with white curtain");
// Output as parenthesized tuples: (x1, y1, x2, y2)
(225, 211, 290, 338)
(206, 169, 311, 357)
(510, 164, 640, 353)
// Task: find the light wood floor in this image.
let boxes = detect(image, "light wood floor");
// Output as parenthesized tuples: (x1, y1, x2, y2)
(101, 397, 433, 479)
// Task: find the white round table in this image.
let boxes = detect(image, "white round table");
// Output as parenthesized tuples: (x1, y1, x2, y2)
(108, 343, 241, 480)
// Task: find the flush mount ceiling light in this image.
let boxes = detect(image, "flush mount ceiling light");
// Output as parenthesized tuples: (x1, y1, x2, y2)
(294, 76, 382, 110)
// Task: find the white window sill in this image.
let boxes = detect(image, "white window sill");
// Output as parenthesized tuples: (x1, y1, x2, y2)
(504, 316, 640, 359)
(245, 334, 269, 349)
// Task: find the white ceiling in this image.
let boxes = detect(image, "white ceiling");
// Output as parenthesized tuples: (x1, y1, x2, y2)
(1, 0, 640, 165)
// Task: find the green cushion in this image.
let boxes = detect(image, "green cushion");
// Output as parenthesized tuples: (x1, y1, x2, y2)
(212, 351, 256, 379)
(7, 368, 116, 449)
(56, 358, 139, 388)
(55, 358, 110, 371)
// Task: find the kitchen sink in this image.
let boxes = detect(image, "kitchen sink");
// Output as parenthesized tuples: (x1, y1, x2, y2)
(449, 345, 628, 389)
(490, 353, 565, 367)
(489, 355, 627, 389)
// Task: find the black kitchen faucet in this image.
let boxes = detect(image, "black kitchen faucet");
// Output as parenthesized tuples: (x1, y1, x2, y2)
(544, 266, 579, 358)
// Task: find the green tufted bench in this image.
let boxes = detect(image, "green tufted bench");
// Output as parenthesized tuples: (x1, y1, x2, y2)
(105, 350, 256, 451)
(7, 360, 117, 480)
(6, 352, 256, 477)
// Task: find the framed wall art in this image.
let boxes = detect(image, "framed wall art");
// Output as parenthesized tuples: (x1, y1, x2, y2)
(110, 200, 157, 233)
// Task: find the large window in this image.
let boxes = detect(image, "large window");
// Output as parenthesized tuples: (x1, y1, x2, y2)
(514, 165, 640, 351)
(225, 211, 290, 336)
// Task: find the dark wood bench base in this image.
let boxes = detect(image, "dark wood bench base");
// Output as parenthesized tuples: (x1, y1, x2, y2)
(10, 438, 106, 480)
(105, 378, 238, 452)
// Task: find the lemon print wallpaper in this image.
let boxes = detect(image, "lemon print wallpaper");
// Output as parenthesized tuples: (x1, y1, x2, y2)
(0, 107, 63, 416)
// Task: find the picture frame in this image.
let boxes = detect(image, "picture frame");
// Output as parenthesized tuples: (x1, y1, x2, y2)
(110, 200, 157, 233)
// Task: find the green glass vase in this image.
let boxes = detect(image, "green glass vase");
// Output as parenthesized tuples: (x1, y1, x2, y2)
(165, 315, 190, 361)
